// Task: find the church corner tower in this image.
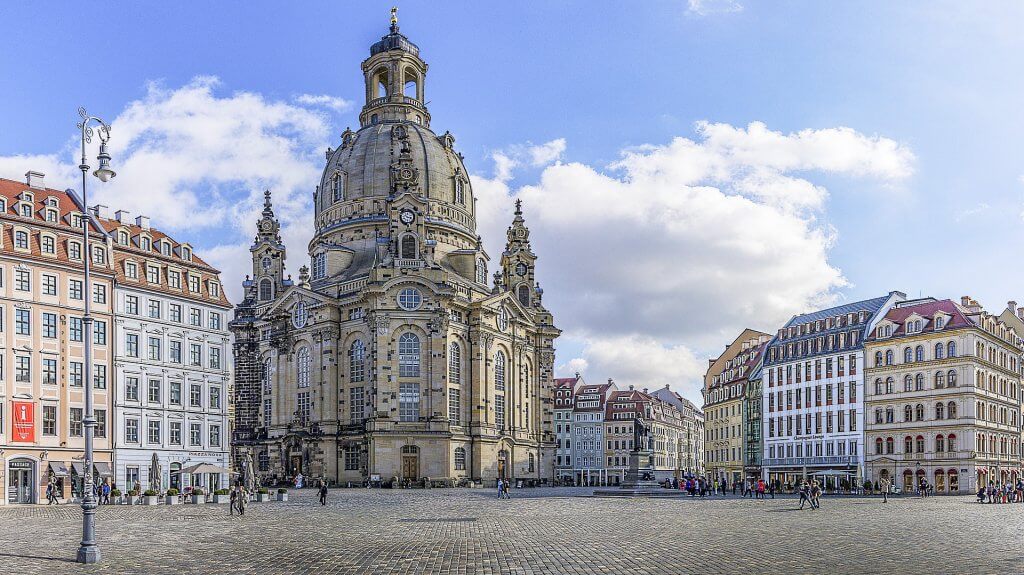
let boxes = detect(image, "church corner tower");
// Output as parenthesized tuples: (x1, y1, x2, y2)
(231, 10, 560, 487)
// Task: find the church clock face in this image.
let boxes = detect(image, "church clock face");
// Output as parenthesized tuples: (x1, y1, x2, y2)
(515, 262, 528, 276)
(261, 256, 272, 270)
(399, 209, 415, 225)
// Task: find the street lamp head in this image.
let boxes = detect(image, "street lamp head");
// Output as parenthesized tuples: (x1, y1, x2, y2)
(92, 142, 116, 182)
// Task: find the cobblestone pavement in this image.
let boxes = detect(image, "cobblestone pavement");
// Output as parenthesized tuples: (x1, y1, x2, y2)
(0, 488, 1021, 574)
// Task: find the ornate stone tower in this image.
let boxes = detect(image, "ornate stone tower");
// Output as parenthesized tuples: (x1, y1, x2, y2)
(501, 200, 541, 309)
(251, 190, 287, 303)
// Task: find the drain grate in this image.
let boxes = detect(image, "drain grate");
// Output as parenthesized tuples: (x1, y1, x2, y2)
(399, 517, 477, 523)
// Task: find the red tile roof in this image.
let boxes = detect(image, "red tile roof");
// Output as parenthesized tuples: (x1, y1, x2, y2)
(869, 299, 972, 338)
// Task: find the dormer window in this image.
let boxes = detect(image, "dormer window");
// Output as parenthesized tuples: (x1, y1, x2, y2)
(181, 247, 191, 261)
(71, 214, 83, 229)
(935, 316, 945, 330)
(160, 241, 171, 256)
(0, 200, 7, 212)
(188, 274, 200, 293)
(45, 209, 57, 223)
(168, 270, 181, 289)
(19, 204, 32, 218)
(146, 265, 160, 284)
(41, 235, 55, 255)
(68, 240, 82, 260)
(118, 230, 129, 245)
(209, 281, 220, 298)
(125, 261, 138, 279)
(14, 230, 28, 249)
(141, 237, 151, 251)
(92, 246, 106, 265)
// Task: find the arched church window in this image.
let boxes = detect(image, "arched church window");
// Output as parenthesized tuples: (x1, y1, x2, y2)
(312, 253, 326, 280)
(349, 340, 365, 383)
(403, 69, 418, 99)
(297, 346, 311, 388)
(448, 342, 461, 385)
(332, 173, 344, 202)
(494, 350, 506, 391)
(398, 333, 421, 377)
(262, 358, 273, 394)
(528, 453, 535, 473)
(476, 259, 487, 285)
(292, 301, 308, 328)
(375, 68, 389, 98)
(454, 178, 465, 205)
(454, 447, 466, 470)
(401, 235, 417, 259)
(259, 278, 273, 301)
(518, 284, 530, 307)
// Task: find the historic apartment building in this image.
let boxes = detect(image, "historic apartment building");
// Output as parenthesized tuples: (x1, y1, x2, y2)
(864, 297, 1024, 494)
(100, 211, 231, 493)
(704, 328, 770, 486)
(742, 350, 766, 481)
(231, 18, 560, 486)
(0, 173, 115, 504)
(651, 385, 705, 477)
(553, 373, 582, 483)
(761, 291, 905, 488)
(570, 380, 616, 486)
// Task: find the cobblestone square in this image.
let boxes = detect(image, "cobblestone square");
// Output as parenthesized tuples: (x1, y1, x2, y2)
(0, 489, 1020, 574)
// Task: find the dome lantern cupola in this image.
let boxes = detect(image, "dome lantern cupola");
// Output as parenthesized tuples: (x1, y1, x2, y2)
(360, 8, 430, 128)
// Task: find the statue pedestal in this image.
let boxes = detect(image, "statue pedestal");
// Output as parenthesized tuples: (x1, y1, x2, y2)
(594, 449, 679, 497)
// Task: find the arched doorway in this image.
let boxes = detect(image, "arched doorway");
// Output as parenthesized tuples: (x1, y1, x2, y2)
(401, 445, 419, 481)
(948, 469, 959, 492)
(934, 469, 945, 492)
(7, 458, 36, 504)
(902, 470, 914, 493)
(497, 449, 509, 481)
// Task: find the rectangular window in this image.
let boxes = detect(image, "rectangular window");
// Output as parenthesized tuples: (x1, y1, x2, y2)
(14, 269, 30, 291)
(148, 420, 161, 444)
(849, 409, 857, 431)
(188, 275, 201, 293)
(42, 274, 56, 296)
(148, 299, 161, 319)
(70, 408, 84, 437)
(15, 309, 30, 335)
(849, 354, 857, 375)
(349, 387, 364, 422)
(448, 388, 461, 425)
(126, 467, 139, 488)
(93, 320, 106, 345)
(148, 337, 161, 361)
(148, 379, 161, 404)
(42, 312, 57, 338)
(170, 422, 182, 445)
(170, 381, 182, 405)
(189, 308, 201, 326)
(838, 410, 845, 432)
(209, 347, 221, 369)
(209, 424, 221, 447)
(170, 340, 182, 363)
(95, 409, 106, 438)
(190, 344, 202, 366)
(399, 383, 420, 422)
(495, 395, 506, 428)
(42, 358, 56, 385)
(70, 317, 83, 342)
(345, 446, 360, 471)
(125, 295, 138, 315)
(168, 271, 181, 289)
(70, 279, 83, 300)
(93, 364, 107, 389)
(93, 284, 106, 304)
(849, 381, 857, 403)
(170, 304, 182, 323)
(209, 312, 221, 330)
(826, 411, 834, 433)
(190, 384, 202, 407)
(15, 355, 30, 382)
(297, 391, 311, 423)
(190, 423, 201, 446)
(126, 376, 139, 401)
(69, 361, 83, 387)
(210, 386, 221, 410)
(264, 398, 272, 427)
(146, 265, 159, 284)
(126, 333, 139, 357)
(125, 261, 138, 279)
(43, 405, 56, 436)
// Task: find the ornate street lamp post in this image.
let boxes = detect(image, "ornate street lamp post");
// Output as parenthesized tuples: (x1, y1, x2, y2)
(75, 107, 115, 564)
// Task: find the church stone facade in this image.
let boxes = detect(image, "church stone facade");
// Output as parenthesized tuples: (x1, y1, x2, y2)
(231, 18, 560, 486)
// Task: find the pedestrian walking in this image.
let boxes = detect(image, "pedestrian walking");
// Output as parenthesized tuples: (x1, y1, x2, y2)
(880, 477, 890, 503)
(230, 485, 238, 515)
(45, 482, 54, 505)
(798, 481, 811, 510)
(318, 481, 328, 506)
(769, 480, 776, 500)
(237, 485, 247, 516)
(810, 480, 822, 510)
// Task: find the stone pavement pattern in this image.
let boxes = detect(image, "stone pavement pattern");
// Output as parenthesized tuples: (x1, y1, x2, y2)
(0, 489, 1021, 574)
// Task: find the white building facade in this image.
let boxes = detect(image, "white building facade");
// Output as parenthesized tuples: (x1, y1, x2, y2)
(761, 291, 904, 488)
(106, 212, 232, 492)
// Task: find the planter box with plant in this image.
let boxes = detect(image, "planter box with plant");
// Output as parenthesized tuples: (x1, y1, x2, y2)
(126, 490, 138, 505)
(276, 488, 288, 502)
(165, 488, 180, 505)
(143, 489, 159, 505)
(257, 488, 270, 503)
(214, 489, 231, 504)
(110, 489, 122, 504)
(190, 488, 206, 504)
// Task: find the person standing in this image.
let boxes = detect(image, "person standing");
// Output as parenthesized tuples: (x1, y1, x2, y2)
(230, 484, 238, 516)
(798, 481, 810, 510)
(880, 476, 890, 503)
(237, 485, 247, 516)
(496, 478, 504, 499)
(45, 482, 54, 505)
(318, 481, 328, 506)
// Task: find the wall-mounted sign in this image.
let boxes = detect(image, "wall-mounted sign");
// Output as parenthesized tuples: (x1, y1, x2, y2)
(11, 401, 34, 443)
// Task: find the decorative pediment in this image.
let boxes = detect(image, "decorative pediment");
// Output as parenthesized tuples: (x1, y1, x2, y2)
(263, 285, 336, 318)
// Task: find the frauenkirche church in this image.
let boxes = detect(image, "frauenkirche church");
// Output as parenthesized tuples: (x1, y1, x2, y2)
(231, 13, 561, 485)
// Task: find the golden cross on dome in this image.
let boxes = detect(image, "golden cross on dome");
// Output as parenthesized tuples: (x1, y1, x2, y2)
(390, 7, 398, 26)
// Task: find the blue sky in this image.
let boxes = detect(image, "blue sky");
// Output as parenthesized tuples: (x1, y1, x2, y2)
(2, 1, 1023, 402)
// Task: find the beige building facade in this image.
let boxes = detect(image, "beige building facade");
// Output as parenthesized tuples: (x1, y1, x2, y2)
(865, 297, 1023, 494)
(231, 20, 560, 486)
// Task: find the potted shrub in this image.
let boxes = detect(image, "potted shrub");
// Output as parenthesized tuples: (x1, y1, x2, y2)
(214, 489, 231, 504)
(190, 488, 206, 504)
(110, 488, 122, 504)
(276, 487, 288, 502)
(126, 489, 138, 505)
(143, 489, 159, 505)
(863, 480, 873, 494)
(165, 488, 180, 505)
(257, 487, 270, 503)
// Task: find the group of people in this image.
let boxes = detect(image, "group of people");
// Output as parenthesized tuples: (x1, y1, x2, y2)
(976, 480, 1024, 503)
(742, 478, 776, 499)
(496, 478, 512, 499)
(797, 480, 823, 510)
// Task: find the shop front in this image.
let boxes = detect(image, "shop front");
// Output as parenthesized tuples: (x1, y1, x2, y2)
(7, 458, 37, 504)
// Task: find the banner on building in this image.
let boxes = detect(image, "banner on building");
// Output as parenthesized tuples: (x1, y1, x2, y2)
(11, 401, 34, 443)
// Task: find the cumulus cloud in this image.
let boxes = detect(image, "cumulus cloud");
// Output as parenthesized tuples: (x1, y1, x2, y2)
(489, 138, 567, 183)
(0, 76, 335, 304)
(295, 94, 354, 113)
(565, 335, 705, 398)
(687, 0, 743, 16)
(473, 122, 913, 401)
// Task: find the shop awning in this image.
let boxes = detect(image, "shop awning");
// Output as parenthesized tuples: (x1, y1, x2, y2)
(174, 463, 235, 475)
(70, 461, 86, 475)
(94, 462, 113, 477)
(47, 461, 70, 477)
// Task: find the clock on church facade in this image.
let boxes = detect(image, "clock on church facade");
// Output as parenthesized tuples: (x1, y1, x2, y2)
(230, 14, 560, 485)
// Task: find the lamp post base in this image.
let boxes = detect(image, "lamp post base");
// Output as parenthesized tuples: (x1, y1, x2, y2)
(77, 545, 101, 564)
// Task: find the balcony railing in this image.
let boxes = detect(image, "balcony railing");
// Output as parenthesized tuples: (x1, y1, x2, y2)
(762, 455, 861, 467)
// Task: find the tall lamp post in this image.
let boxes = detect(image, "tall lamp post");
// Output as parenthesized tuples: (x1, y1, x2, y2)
(75, 107, 115, 564)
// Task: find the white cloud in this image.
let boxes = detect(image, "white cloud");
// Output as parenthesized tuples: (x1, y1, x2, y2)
(687, 0, 743, 16)
(0, 76, 336, 305)
(474, 122, 913, 403)
(527, 138, 566, 167)
(295, 93, 354, 113)
(564, 335, 705, 400)
(488, 138, 566, 183)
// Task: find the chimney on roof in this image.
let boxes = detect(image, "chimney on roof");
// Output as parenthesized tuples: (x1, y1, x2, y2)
(25, 171, 44, 189)
(136, 215, 150, 229)
(1017, 307, 1024, 321)
(1010, 301, 1018, 314)
(115, 209, 131, 224)
(962, 296, 971, 306)
(574, 372, 580, 379)
(665, 384, 670, 389)
(91, 204, 110, 219)
(628, 385, 634, 391)
(643, 388, 649, 394)
(607, 378, 613, 385)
